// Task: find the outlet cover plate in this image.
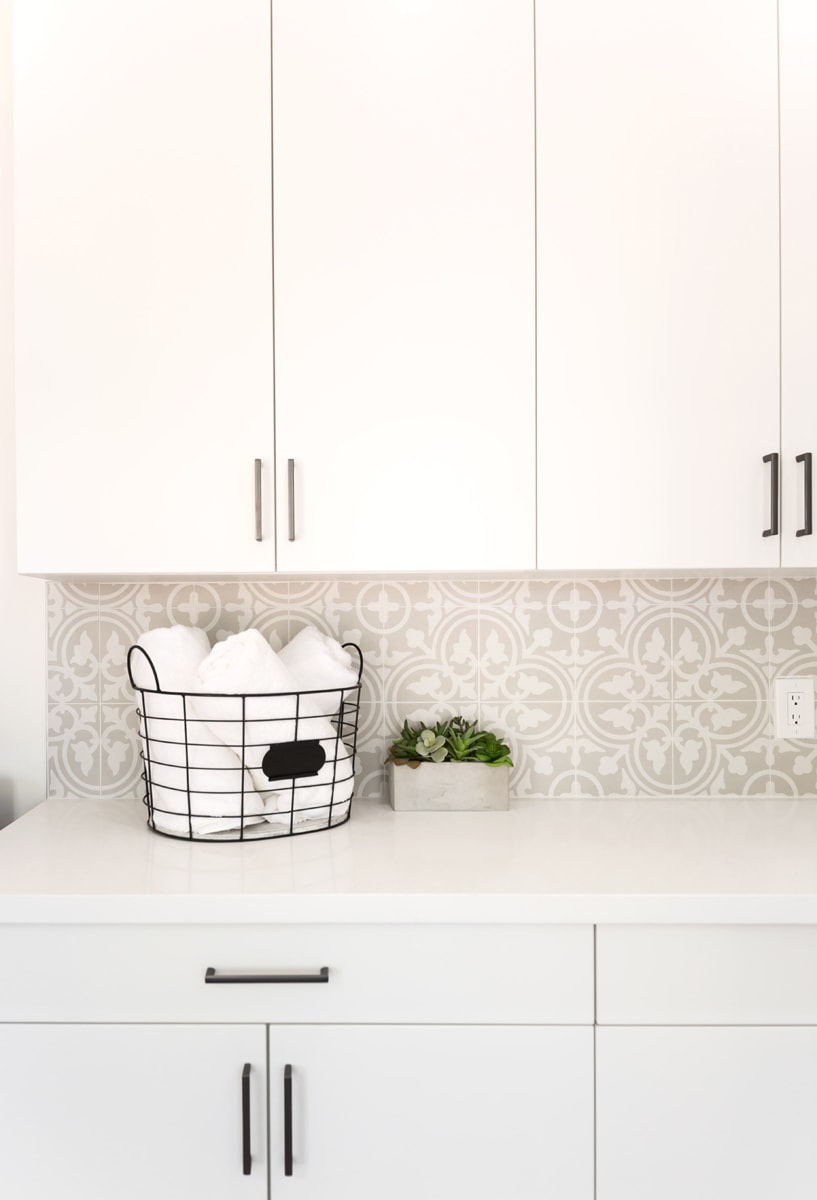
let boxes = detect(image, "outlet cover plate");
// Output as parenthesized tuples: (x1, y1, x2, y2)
(774, 676, 816, 739)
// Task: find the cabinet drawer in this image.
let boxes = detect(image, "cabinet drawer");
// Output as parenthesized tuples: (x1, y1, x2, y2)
(0, 922, 593, 1023)
(597, 925, 817, 1025)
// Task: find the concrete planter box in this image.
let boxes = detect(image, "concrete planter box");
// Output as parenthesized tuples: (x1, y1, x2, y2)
(388, 761, 510, 811)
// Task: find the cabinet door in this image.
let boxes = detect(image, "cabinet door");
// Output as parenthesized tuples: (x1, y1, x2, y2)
(14, 0, 274, 575)
(272, 0, 535, 573)
(781, 0, 817, 564)
(597, 1026, 817, 1200)
(536, 0, 780, 570)
(268, 1025, 593, 1199)
(0, 1024, 267, 1200)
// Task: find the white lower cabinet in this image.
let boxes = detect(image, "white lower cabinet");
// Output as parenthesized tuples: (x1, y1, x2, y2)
(0, 1023, 268, 1200)
(0, 1021, 593, 1200)
(597, 1027, 817, 1200)
(10, 918, 817, 1197)
(11, 919, 817, 1197)
(0, 921, 595, 1199)
(596, 924, 817, 1200)
(267, 1025, 594, 1198)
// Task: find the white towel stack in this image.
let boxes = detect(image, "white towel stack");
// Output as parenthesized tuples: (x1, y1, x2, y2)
(130, 623, 358, 835)
(194, 629, 355, 826)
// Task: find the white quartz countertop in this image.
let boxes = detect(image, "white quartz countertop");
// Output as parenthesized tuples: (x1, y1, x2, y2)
(2, 795, 817, 924)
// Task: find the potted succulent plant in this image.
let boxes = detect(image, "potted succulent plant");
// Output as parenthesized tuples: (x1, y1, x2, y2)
(386, 716, 513, 811)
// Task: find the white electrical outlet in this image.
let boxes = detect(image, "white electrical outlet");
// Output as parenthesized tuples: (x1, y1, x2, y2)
(774, 677, 816, 739)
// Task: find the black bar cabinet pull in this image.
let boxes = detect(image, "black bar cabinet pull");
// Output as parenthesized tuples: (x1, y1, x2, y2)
(205, 966, 329, 985)
(763, 452, 779, 537)
(242, 1063, 252, 1176)
(287, 458, 296, 542)
(284, 1064, 293, 1177)
(254, 459, 262, 542)
(796, 452, 813, 537)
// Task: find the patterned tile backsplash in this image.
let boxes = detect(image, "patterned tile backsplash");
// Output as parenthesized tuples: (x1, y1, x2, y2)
(47, 577, 817, 802)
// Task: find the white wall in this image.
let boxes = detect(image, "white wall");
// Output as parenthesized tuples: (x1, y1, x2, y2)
(0, 0, 47, 824)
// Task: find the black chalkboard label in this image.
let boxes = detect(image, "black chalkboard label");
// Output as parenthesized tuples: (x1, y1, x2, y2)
(261, 739, 327, 782)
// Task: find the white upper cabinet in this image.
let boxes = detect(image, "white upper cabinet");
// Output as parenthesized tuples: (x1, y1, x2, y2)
(16, 0, 799, 577)
(536, 0, 780, 571)
(272, 0, 536, 573)
(14, 0, 274, 575)
(781, 0, 817, 566)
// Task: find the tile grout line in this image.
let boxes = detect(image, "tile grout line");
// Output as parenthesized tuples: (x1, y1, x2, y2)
(379, 583, 387, 801)
(767, 570, 774, 798)
(96, 583, 103, 799)
(570, 576, 578, 798)
(668, 578, 673, 796)
(477, 578, 483, 727)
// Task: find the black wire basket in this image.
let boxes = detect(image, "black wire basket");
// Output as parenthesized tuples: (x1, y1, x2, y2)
(126, 642, 363, 842)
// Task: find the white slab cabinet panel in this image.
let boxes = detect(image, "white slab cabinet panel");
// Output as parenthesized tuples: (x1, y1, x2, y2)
(597, 1027, 817, 1200)
(781, 0, 817, 565)
(596, 923, 817, 1025)
(596, 925, 817, 1199)
(536, 0, 780, 571)
(14, 0, 274, 575)
(272, 0, 536, 573)
(0, 921, 593, 1024)
(268, 1024, 594, 1199)
(0, 1024, 268, 1200)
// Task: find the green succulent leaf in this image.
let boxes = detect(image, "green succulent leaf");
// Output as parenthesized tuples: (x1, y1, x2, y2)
(415, 728, 448, 761)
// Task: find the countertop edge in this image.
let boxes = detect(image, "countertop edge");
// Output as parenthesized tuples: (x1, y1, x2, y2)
(5, 893, 817, 925)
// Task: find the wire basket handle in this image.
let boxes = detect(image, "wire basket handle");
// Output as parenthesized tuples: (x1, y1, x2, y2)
(127, 644, 163, 693)
(342, 642, 364, 684)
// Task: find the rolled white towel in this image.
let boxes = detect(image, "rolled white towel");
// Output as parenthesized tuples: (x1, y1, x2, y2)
(131, 625, 211, 692)
(278, 626, 360, 716)
(130, 626, 268, 837)
(196, 628, 294, 697)
(193, 629, 336, 794)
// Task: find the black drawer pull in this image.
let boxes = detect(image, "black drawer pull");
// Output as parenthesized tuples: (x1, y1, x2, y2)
(284, 1064, 293, 1177)
(796, 452, 813, 537)
(242, 1064, 252, 1176)
(205, 966, 329, 985)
